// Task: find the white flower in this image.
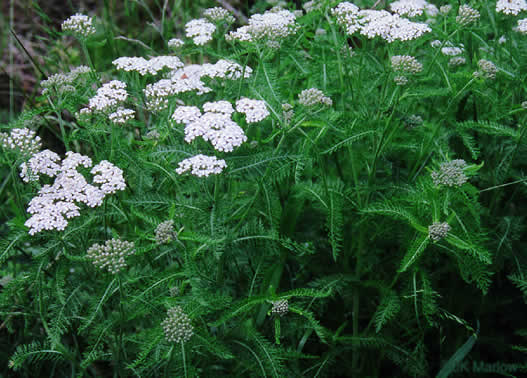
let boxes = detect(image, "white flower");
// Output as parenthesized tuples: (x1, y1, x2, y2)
(145, 60, 252, 111)
(449, 57, 466, 67)
(390, 55, 423, 74)
(517, 18, 527, 33)
(41, 65, 92, 95)
(185, 18, 216, 45)
(226, 9, 298, 43)
(176, 154, 227, 177)
(184, 111, 247, 152)
(390, 0, 429, 18)
(168, 38, 184, 48)
(332, 4, 431, 43)
(91, 160, 126, 194)
(203, 100, 234, 115)
(82, 80, 128, 114)
(61, 13, 96, 38)
(440, 42, 465, 56)
(109, 108, 135, 124)
(172, 106, 202, 124)
(456, 5, 480, 26)
(22, 151, 125, 235)
(87, 238, 135, 274)
(1, 128, 41, 156)
(496, 0, 527, 15)
(236, 98, 270, 123)
(203, 7, 235, 23)
(20, 149, 61, 182)
(298, 88, 333, 107)
(112, 56, 183, 75)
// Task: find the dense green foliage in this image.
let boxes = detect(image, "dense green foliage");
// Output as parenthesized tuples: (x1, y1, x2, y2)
(2, 0, 527, 376)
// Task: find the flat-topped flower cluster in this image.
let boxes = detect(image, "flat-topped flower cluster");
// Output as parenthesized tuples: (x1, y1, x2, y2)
(20, 149, 125, 235)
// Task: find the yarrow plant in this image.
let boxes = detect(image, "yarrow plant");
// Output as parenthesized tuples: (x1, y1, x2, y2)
(3, 1, 527, 377)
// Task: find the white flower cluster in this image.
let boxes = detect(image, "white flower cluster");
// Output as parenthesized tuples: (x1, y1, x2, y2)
(474, 59, 498, 80)
(112, 56, 184, 76)
(431, 159, 468, 187)
(496, 0, 527, 15)
(109, 108, 135, 124)
(303, 0, 324, 13)
(86, 238, 135, 274)
(271, 299, 289, 316)
(162, 306, 194, 343)
(456, 5, 480, 26)
(449, 57, 466, 67)
(236, 98, 270, 123)
(155, 220, 177, 244)
(390, 0, 429, 17)
(175, 154, 227, 177)
(185, 18, 216, 45)
(168, 38, 184, 49)
(204, 7, 235, 23)
(282, 103, 294, 123)
(440, 5, 452, 15)
(441, 44, 464, 57)
(331, 3, 431, 43)
(226, 9, 298, 44)
(21, 150, 126, 235)
(390, 55, 423, 74)
(144, 60, 252, 111)
(517, 18, 527, 33)
(428, 222, 451, 241)
(61, 13, 96, 38)
(0, 128, 41, 156)
(298, 88, 332, 107)
(41, 65, 92, 95)
(173, 102, 247, 153)
(394, 75, 409, 86)
(80, 80, 128, 114)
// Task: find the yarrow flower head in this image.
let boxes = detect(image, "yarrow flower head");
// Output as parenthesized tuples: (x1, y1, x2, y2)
(144, 60, 252, 112)
(331, 3, 431, 43)
(271, 299, 289, 316)
(474, 59, 498, 80)
(298, 88, 333, 107)
(171, 106, 202, 124)
(390, 0, 430, 17)
(168, 38, 184, 49)
(162, 306, 193, 343)
(517, 18, 527, 33)
(449, 56, 467, 67)
(109, 108, 135, 124)
(90, 160, 126, 194)
(390, 55, 423, 74)
(80, 80, 128, 115)
(86, 238, 135, 274)
(236, 98, 270, 123)
(176, 154, 227, 177)
(185, 18, 216, 45)
(456, 5, 480, 26)
(22, 151, 125, 235)
(226, 9, 299, 45)
(496, 0, 527, 15)
(282, 103, 294, 123)
(431, 159, 468, 187)
(112, 56, 184, 76)
(394, 75, 409, 86)
(0, 128, 41, 156)
(203, 7, 235, 23)
(41, 66, 92, 95)
(61, 13, 96, 38)
(428, 222, 451, 241)
(155, 220, 177, 244)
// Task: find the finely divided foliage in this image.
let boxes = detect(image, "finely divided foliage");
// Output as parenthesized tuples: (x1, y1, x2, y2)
(1, 0, 527, 376)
